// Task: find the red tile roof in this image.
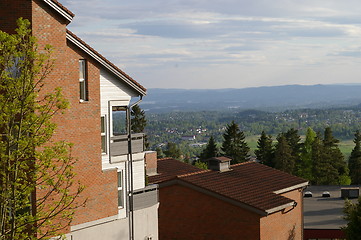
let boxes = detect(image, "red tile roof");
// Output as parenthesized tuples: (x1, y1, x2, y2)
(148, 158, 208, 184)
(66, 30, 147, 95)
(149, 159, 308, 213)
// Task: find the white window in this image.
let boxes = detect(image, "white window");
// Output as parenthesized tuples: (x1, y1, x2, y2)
(117, 171, 124, 208)
(101, 116, 107, 154)
(79, 59, 88, 101)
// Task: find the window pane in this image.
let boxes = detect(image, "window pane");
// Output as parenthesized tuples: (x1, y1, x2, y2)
(101, 136, 106, 153)
(112, 107, 127, 135)
(101, 116, 105, 133)
(79, 60, 85, 79)
(118, 190, 123, 207)
(80, 81, 86, 100)
(117, 172, 122, 187)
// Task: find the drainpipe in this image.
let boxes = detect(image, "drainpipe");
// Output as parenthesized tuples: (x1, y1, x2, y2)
(127, 96, 142, 240)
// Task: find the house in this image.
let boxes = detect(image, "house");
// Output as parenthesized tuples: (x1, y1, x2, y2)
(0, 1, 158, 239)
(148, 157, 308, 240)
(303, 185, 360, 240)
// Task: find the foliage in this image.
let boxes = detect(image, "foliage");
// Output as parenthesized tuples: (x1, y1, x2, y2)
(0, 19, 83, 239)
(194, 161, 208, 170)
(274, 134, 294, 174)
(221, 121, 250, 164)
(163, 142, 182, 160)
(342, 197, 361, 240)
(199, 136, 219, 160)
(297, 127, 316, 180)
(349, 130, 361, 184)
(255, 131, 274, 167)
(131, 104, 149, 149)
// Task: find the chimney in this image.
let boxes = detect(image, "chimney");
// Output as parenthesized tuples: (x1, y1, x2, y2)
(145, 151, 157, 176)
(207, 157, 231, 172)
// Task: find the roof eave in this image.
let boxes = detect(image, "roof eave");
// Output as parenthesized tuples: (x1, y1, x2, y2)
(265, 202, 295, 215)
(43, 0, 73, 22)
(66, 32, 146, 96)
(273, 181, 309, 195)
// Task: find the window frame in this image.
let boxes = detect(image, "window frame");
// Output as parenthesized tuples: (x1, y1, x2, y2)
(117, 171, 124, 208)
(101, 115, 107, 154)
(79, 59, 88, 102)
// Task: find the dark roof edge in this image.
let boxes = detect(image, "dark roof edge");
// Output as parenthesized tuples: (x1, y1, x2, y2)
(273, 182, 309, 195)
(43, 0, 74, 22)
(66, 30, 146, 96)
(160, 178, 268, 216)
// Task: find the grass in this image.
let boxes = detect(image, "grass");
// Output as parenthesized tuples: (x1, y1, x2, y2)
(246, 135, 354, 159)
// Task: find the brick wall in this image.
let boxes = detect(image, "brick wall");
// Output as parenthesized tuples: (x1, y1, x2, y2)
(31, 0, 118, 226)
(0, 0, 32, 34)
(158, 184, 261, 240)
(0, 0, 119, 233)
(260, 189, 303, 240)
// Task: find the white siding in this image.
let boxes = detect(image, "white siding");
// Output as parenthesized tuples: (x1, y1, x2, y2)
(100, 69, 139, 116)
(132, 159, 145, 190)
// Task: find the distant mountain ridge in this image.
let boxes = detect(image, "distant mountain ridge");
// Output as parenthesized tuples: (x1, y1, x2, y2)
(140, 84, 361, 112)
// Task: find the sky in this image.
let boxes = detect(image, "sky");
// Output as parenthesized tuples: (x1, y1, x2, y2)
(63, 0, 361, 89)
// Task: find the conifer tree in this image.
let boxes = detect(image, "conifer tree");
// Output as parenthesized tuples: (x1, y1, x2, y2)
(349, 130, 361, 184)
(131, 104, 149, 149)
(322, 127, 350, 184)
(274, 134, 294, 174)
(285, 128, 302, 170)
(221, 121, 250, 164)
(254, 131, 274, 167)
(199, 136, 219, 160)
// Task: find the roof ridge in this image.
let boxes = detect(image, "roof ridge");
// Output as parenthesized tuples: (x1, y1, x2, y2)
(66, 30, 146, 94)
(231, 161, 253, 167)
(177, 169, 210, 178)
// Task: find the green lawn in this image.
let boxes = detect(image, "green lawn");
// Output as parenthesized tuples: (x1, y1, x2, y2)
(246, 135, 354, 160)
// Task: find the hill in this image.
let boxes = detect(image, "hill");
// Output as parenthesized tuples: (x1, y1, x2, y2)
(140, 84, 361, 112)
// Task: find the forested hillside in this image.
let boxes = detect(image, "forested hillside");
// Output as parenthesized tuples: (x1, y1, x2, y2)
(145, 105, 361, 158)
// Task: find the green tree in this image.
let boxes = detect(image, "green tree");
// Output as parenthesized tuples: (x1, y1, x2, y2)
(274, 134, 294, 174)
(0, 19, 83, 239)
(164, 142, 182, 159)
(254, 131, 274, 167)
(298, 127, 316, 180)
(194, 160, 208, 170)
(349, 130, 361, 184)
(323, 127, 350, 185)
(285, 128, 301, 174)
(199, 136, 219, 160)
(343, 197, 361, 240)
(131, 104, 149, 149)
(221, 121, 250, 164)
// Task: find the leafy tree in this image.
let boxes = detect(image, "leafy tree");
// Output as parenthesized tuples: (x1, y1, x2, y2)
(343, 197, 361, 240)
(298, 127, 316, 180)
(199, 136, 219, 160)
(349, 130, 361, 184)
(131, 104, 149, 149)
(0, 19, 83, 239)
(254, 131, 274, 167)
(221, 121, 250, 164)
(274, 134, 294, 174)
(164, 142, 182, 159)
(194, 160, 208, 170)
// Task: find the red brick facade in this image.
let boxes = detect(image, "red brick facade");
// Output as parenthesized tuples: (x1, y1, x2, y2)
(158, 183, 303, 240)
(0, 0, 118, 231)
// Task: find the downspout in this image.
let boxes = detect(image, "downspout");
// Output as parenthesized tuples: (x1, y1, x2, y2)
(127, 96, 142, 240)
